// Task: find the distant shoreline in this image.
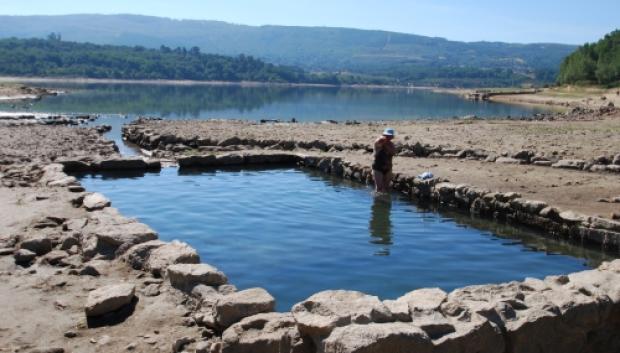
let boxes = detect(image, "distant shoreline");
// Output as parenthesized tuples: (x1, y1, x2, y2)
(0, 76, 421, 90)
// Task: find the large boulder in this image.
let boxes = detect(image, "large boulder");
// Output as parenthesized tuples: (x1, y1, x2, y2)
(215, 288, 276, 328)
(291, 290, 393, 340)
(216, 313, 312, 353)
(322, 323, 432, 353)
(83, 193, 111, 211)
(146, 240, 200, 276)
(166, 263, 228, 291)
(84, 283, 136, 317)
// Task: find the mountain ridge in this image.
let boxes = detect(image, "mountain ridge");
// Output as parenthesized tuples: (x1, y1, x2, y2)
(0, 14, 577, 86)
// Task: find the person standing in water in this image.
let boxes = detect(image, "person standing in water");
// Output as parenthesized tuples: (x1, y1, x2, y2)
(372, 128, 396, 193)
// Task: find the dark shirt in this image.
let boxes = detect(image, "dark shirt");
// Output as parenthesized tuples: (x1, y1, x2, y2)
(372, 138, 394, 173)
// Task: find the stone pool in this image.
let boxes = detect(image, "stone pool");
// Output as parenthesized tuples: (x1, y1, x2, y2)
(76, 166, 612, 310)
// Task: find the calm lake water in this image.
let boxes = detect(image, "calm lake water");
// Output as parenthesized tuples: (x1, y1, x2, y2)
(4, 82, 550, 121)
(76, 167, 611, 310)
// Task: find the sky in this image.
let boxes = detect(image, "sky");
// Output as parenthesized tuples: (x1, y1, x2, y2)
(0, 0, 618, 44)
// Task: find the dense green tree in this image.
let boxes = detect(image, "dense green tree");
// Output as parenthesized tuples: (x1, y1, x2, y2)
(0, 37, 360, 84)
(558, 30, 620, 86)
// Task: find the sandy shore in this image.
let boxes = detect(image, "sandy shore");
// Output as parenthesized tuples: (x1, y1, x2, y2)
(438, 86, 620, 110)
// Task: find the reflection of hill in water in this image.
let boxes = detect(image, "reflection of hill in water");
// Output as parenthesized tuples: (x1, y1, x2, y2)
(1, 83, 550, 120)
(23, 84, 301, 116)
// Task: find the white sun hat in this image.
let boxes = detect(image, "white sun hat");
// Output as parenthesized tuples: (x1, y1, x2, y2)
(382, 128, 396, 136)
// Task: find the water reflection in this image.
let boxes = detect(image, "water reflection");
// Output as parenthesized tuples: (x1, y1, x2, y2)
(0, 82, 552, 121)
(369, 194, 393, 256)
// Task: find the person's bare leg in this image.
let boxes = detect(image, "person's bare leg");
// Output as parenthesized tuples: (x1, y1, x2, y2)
(383, 171, 392, 192)
(373, 170, 384, 193)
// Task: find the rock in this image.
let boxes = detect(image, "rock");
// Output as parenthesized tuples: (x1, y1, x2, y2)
(84, 283, 136, 317)
(144, 284, 160, 297)
(382, 299, 411, 322)
(559, 210, 587, 223)
(178, 155, 217, 168)
(613, 154, 620, 165)
(97, 157, 148, 170)
(146, 240, 200, 276)
(192, 284, 223, 305)
(122, 240, 166, 270)
(86, 221, 157, 248)
(323, 323, 432, 353)
(125, 342, 137, 351)
(20, 236, 52, 255)
(83, 193, 111, 211)
(195, 341, 210, 353)
(41, 250, 69, 265)
(80, 263, 102, 277)
(68, 185, 86, 192)
(172, 336, 195, 353)
(215, 288, 276, 328)
(512, 150, 534, 161)
(219, 313, 312, 353)
(218, 284, 238, 295)
(14, 249, 37, 264)
(510, 199, 548, 214)
(216, 153, 245, 165)
(59, 234, 80, 250)
(495, 157, 523, 164)
(64, 330, 78, 338)
(0, 247, 14, 256)
(167, 263, 228, 291)
(552, 159, 586, 170)
(291, 290, 393, 340)
(533, 160, 553, 166)
(396, 288, 447, 313)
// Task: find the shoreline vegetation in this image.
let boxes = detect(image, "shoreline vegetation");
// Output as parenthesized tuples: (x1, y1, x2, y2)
(0, 37, 390, 86)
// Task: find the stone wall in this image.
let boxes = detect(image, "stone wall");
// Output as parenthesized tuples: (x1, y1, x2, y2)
(122, 121, 620, 174)
(42, 155, 620, 353)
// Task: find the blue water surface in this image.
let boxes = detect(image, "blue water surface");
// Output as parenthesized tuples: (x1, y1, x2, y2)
(77, 167, 610, 310)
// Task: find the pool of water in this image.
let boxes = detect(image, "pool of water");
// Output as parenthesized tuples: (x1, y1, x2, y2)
(76, 167, 611, 310)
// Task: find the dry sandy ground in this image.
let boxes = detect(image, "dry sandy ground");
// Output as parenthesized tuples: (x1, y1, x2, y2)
(0, 125, 118, 165)
(489, 86, 620, 109)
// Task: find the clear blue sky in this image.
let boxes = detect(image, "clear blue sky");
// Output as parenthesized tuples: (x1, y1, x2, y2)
(1, 0, 618, 44)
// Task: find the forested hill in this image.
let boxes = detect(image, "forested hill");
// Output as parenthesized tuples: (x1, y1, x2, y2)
(557, 30, 620, 86)
(0, 37, 358, 84)
(0, 14, 577, 87)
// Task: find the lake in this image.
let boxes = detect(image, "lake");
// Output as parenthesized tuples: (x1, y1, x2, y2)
(3, 82, 549, 121)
